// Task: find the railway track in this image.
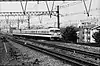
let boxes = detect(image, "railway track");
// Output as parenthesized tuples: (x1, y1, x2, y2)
(34, 39, 100, 54)
(6, 35, 100, 66)
(43, 39, 100, 47)
(12, 36, 100, 55)
(14, 34, 100, 47)
(18, 37, 99, 55)
(22, 39, 100, 66)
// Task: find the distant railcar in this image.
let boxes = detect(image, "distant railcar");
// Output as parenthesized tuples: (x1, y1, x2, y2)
(12, 28, 62, 40)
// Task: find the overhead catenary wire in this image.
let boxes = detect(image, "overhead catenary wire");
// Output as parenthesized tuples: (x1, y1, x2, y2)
(46, 7, 100, 17)
(56, 0, 95, 17)
(54, 1, 82, 10)
(60, 8, 100, 17)
(33, 1, 43, 24)
(51, 0, 89, 17)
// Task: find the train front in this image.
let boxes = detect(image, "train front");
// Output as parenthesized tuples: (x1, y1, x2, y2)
(49, 28, 62, 40)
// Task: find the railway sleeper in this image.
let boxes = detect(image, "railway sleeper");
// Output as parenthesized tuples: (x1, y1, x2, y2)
(35, 44, 100, 64)
(7, 36, 100, 66)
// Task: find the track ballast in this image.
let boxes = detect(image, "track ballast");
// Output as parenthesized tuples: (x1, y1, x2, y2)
(6, 35, 100, 66)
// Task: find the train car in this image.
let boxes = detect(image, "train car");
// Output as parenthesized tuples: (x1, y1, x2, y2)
(12, 28, 62, 40)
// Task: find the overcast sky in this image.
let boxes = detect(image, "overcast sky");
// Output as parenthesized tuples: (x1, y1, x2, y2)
(0, 0, 100, 28)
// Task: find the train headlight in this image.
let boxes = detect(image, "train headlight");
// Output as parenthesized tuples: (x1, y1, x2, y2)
(53, 33, 58, 36)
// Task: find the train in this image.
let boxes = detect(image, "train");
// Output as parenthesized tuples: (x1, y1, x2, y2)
(12, 28, 62, 40)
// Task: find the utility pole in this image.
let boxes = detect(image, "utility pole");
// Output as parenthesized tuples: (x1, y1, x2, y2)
(57, 6, 60, 28)
(28, 15, 30, 29)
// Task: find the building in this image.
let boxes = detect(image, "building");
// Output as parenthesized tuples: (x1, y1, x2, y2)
(77, 22, 100, 43)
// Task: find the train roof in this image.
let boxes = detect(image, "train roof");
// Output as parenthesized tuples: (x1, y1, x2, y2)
(49, 28, 60, 30)
(22, 28, 60, 30)
(13, 28, 60, 32)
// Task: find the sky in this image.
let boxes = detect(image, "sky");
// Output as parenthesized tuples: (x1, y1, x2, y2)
(0, 0, 100, 29)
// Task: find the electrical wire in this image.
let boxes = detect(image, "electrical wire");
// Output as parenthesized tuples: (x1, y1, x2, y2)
(25, 0, 28, 11)
(20, 0, 28, 15)
(60, 8, 100, 17)
(60, 2, 82, 8)
(45, 1, 55, 18)
(32, 1, 43, 24)
(88, 0, 92, 13)
(20, 0, 25, 13)
(82, 0, 89, 16)
(51, 1, 55, 14)
(45, 1, 51, 17)
(53, 1, 83, 10)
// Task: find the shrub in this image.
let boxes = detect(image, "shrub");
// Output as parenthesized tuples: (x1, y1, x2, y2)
(92, 31, 100, 43)
(61, 26, 78, 43)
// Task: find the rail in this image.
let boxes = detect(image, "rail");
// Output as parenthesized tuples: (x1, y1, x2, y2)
(6, 36, 100, 66)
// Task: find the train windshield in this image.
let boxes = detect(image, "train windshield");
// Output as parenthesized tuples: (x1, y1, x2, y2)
(55, 30, 60, 32)
(50, 30, 60, 32)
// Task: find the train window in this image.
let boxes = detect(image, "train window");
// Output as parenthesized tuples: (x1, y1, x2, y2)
(38, 31, 40, 33)
(32, 31, 35, 33)
(42, 31, 44, 33)
(41, 31, 43, 33)
(43, 31, 45, 33)
(46, 31, 48, 34)
(82, 36, 84, 39)
(25, 31, 27, 33)
(55, 30, 60, 32)
(47, 31, 49, 33)
(50, 30, 54, 32)
(35, 31, 37, 33)
(44, 31, 46, 33)
(50, 30, 60, 32)
(46, 31, 49, 34)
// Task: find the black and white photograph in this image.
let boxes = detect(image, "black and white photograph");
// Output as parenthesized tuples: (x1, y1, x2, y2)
(0, 0, 100, 66)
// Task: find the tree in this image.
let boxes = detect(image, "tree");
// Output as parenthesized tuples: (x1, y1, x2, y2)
(61, 26, 78, 43)
(92, 31, 100, 43)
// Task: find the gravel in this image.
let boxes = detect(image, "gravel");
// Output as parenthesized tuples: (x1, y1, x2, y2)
(8, 40, 72, 66)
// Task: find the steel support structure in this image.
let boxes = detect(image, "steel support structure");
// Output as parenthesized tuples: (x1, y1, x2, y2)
(0, 11, 58, 29)
(0, 0, 82, 29)
(0, 0, 81, 1)
(0, 11, 57, 16)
